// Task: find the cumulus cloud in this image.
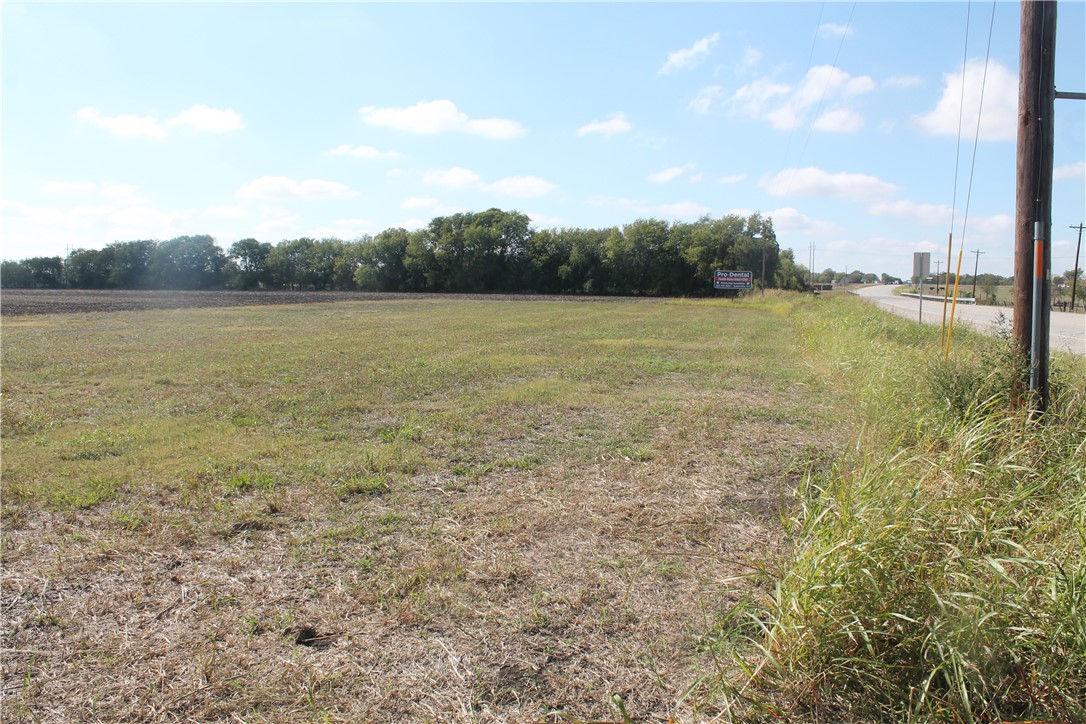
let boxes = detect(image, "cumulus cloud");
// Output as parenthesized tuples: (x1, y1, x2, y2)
(1054, 161, 1085, 181)
(359, 100, 525, 140)
(168, 104, 244, 133)
(236, 176, 356, 201)
(813, 108, 865, 132)
(718, 173, 746, 184)
(913, 59, 1017, 141)
(576, 112, 632, 138)
(689, 85, 726, 115)
(819, 23, 853, 38)
(765, 206, 842, 236)
(77, 104, 244, 139)
(420, 168, 554, 198)
(648, 163, 696, 183)
(730, 65, 874, 131)
(867, 199, 954, 226)
(884, 75, 923, 89)
(658, 32, 720, 75)
(328, 144, 400, 159)
(423, 167, 482, 189)
(760, 167, 899, 200)
(76, 106, 167, 140)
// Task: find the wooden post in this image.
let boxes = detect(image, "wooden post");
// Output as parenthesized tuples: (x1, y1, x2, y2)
(1013, 0, 1056, 412)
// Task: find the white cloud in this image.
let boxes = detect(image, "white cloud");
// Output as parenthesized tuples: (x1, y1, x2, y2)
(688, 173, 704, 184)
(689, 85, 725, 115)
(486, 176, 555, 198)
(813, 108, 864, 132)
(576, 112, 632, 138)
(730, 65, 873, 132)
(739, 47, 762, 72)
(423, 167, 482, 189)
(718, 173, 746, 184)
(237, 176, 356, 201)
(359, 99, 525, 140)
(648, 163, 696, 183)
(328, 144, 400, 159)
(76, 106, 167, 140)
(658, 32, 720, 75)
(1054, 161, 1085, 181)
(867, 199, 953, 226)
(885, 75, 923, 89)
(913, 59, 1017, 141)
(168, 104, 244, 133)
(760, 167, 899, 200)
(819, 23, 853, 38)
(765, 206, 842, 236)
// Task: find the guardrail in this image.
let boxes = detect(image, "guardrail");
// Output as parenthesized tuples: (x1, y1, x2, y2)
(898, 292, 976, 305)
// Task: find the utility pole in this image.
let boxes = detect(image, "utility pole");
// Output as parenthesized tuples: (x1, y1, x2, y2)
(1014, 0, 1056, 413)
(1071, 223, 1084, 311)
(809, 242, 815, 289)
(934, 260, 942, 293)
(970, 249, 985, 300)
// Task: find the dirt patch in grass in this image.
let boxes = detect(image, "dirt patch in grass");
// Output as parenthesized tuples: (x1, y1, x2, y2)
(1, 296, 847, 722)
(0, 289, 638, 317)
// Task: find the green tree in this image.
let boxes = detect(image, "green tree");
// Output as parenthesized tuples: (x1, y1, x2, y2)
(775, 248, 810, 291)
(1, 260, 34, 288)
(151, 235, 227, 289)
(107, 240, 156, 288)
(267, 238, 315, 290)
(228, 238, 272, 289)
(355, 229, 412, 292)
(66, 247, 114, 288)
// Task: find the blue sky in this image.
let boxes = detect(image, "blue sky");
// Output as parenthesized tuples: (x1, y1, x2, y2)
(2, 2, 1084, 279)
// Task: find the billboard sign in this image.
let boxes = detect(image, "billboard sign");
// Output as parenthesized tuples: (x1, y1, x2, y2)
(713, 270, 753, 290)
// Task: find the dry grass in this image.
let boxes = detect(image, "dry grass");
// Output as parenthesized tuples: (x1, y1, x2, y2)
(1, 294, 848, 722)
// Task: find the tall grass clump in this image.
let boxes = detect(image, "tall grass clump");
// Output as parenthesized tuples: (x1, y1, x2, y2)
(722, 295, 1086, 721)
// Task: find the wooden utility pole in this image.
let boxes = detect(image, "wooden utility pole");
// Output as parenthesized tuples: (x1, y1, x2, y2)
(1013, 0, 1056, 413)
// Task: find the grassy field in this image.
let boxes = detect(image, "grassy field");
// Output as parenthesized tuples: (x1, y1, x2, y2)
(4, 293, 1083, 723)
(1, 295, 850, 722)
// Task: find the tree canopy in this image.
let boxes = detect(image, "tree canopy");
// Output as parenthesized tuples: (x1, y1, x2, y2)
(1, 210, 820, 296)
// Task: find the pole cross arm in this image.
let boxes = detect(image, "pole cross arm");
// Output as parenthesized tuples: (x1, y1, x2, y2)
(1054, 90, 1086, 101)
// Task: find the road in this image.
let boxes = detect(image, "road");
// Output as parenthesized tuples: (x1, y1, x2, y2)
(852, 285, 1085, 357)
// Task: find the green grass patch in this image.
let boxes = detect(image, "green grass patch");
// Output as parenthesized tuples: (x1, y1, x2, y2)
(718, 294, 1086, 722)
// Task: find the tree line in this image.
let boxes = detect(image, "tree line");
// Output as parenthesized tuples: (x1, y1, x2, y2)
(1, 209, 819, 295)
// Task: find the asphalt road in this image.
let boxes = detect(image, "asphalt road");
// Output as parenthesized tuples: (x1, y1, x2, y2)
(853, 284, 1085, 357)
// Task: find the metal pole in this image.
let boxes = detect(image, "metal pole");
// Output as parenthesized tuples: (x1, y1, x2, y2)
(1030, 222, 1046, 406)
(971, 249, 985, 300)
(760, 239, 766, 296)
(1071, 224, 1084, 311)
